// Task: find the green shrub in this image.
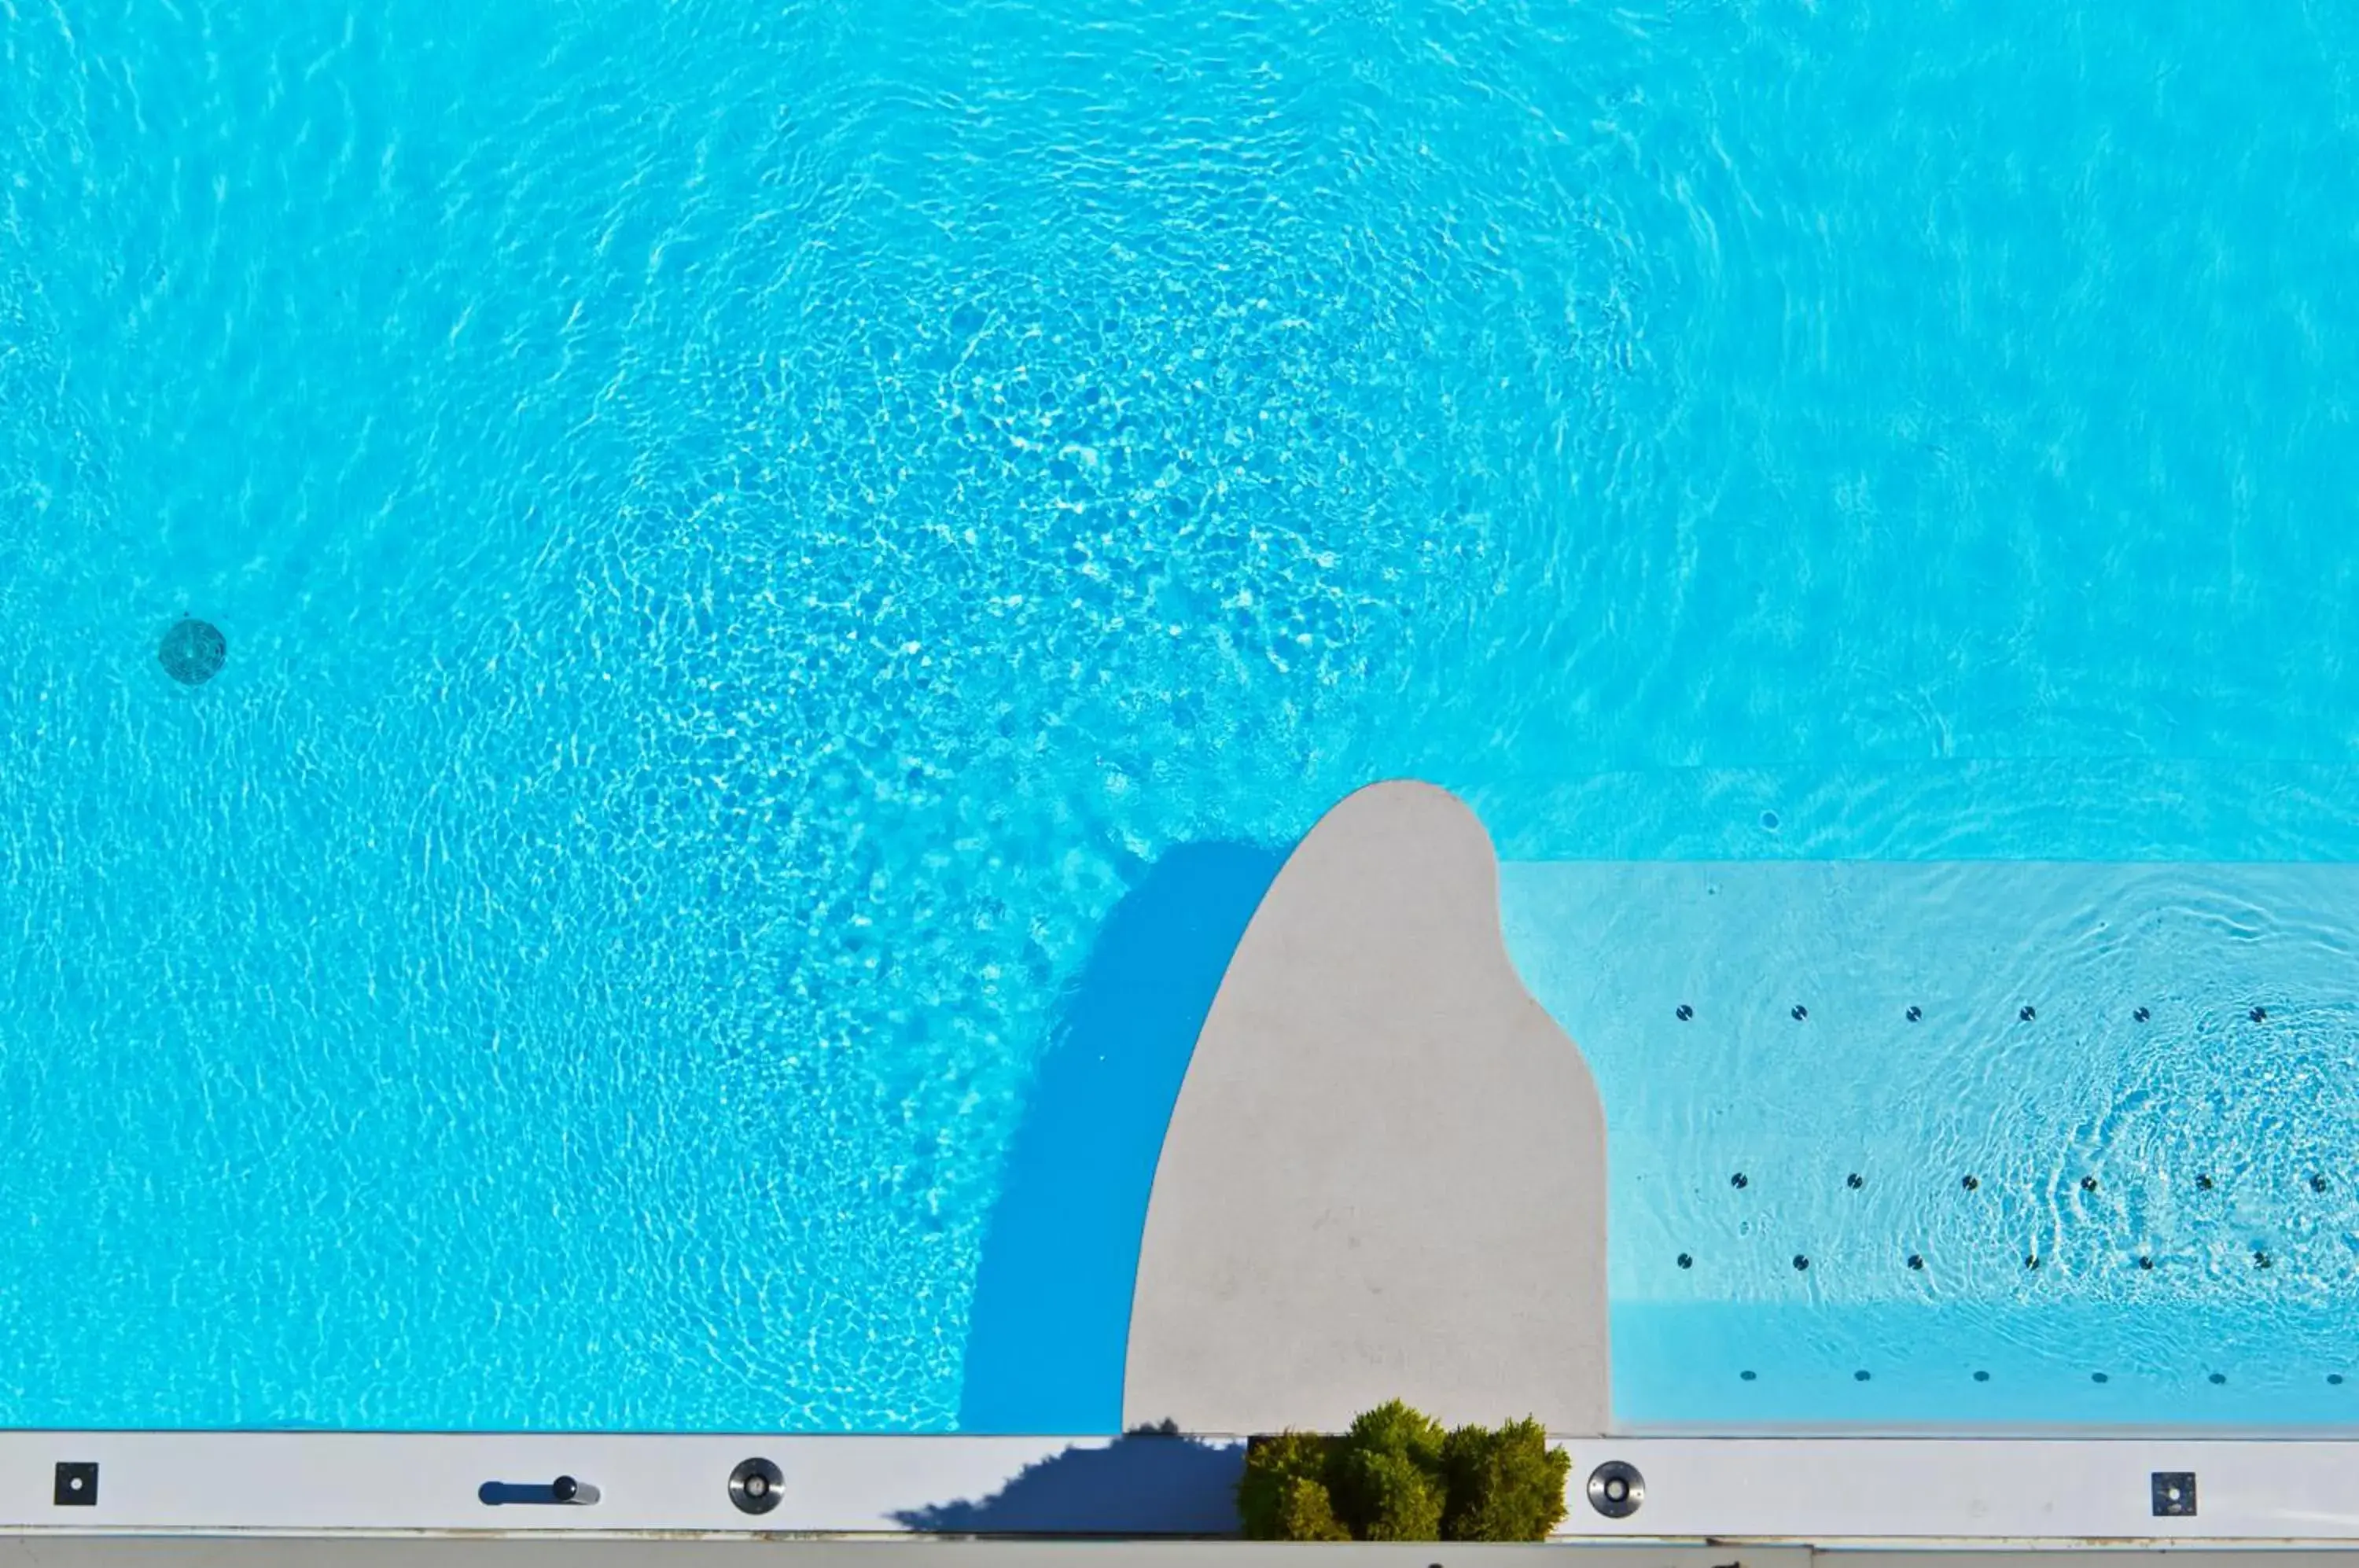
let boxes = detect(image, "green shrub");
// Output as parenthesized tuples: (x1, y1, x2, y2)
(1236, 1401, 1566, 1543)
(1333, 1445, 1444, 1540)
(1344, 1398, 1447, 1467)
(1271, 1475, 1352, 1541)
(1327, 1399, 1446, 1540)
(1440, 1415, 1572, 1541)
(1237, 1431, 1338, 1540)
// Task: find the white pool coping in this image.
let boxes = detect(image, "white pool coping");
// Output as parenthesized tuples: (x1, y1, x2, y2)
(1, 1546, 1812, 1568)
(6, 1430, 2359, 1542)
(0, 1432, 1236, 1536)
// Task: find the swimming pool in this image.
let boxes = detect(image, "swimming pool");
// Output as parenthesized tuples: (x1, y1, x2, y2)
(4, 0, 2357, 1436)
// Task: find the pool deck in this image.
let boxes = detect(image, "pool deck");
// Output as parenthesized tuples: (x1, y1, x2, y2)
(1121, 780, 1612, 1437)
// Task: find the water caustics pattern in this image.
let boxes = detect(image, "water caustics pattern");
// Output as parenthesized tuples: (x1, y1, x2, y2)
(3, 0, 2359, 1430)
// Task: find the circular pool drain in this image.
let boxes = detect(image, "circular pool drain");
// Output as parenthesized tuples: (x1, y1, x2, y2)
(1586, 1460, 1644, 1518)
(159, 618, 226, 685)
(728, 1456, 783, 1515)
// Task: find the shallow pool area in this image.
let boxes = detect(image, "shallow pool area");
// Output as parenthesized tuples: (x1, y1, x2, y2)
(6, 0, 2359, 1437)
(1507, 861, 2359, 1427)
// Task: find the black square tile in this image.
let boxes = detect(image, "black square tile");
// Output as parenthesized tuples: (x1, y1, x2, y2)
(53, 1461, 98, 1507)
(2152, 1470, 2197, 1517)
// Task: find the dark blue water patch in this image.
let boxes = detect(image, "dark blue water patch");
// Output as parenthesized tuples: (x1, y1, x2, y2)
(957, 839, 1283, 1434)
(157, 617, 226, 685)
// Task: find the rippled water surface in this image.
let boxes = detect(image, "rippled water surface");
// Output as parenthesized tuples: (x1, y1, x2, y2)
(4, 0, 2357, 1429)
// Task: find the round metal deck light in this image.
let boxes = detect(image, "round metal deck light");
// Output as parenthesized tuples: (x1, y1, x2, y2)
(729, 1456, 784, 1515)
(1586, 1459, 1644, 1518)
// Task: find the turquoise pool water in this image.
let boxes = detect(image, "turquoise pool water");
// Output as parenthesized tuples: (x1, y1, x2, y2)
(4, 0, 2358, 1431)
(1507, 862, 2359, 1427)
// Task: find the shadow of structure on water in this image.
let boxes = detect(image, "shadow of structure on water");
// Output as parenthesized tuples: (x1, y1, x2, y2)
(957, 840, 1286, 1437)
(895, 1430, 1249, 1534)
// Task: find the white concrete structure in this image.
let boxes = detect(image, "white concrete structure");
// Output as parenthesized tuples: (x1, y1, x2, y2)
(1123, 780, 1613, 1436)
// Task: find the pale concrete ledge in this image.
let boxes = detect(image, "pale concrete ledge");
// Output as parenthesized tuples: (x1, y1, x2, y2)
(1122, 781, 1610, 1437)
